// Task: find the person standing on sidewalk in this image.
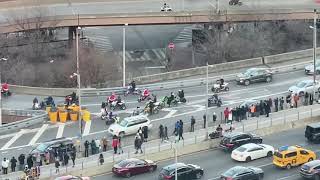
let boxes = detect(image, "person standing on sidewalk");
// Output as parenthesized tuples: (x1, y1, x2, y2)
(55, 158, 60, 173)
(203, 114, 206, 128)
(159, 124, 164, 141)
(224, 107, 229, 122)
(293, 93, 299, 108)
(212, 112, 217, 123)
(142, 126, 148, 142)
(18, 154, 25, 171)
(112, 135, 119, 154)
(179, 120, 184, 140)
(280, 97, 284, 110)
(84, 140, 89, 157)
(134, 136, 143, 154)
(70, 150, 76, 167)
(99, 154, 104, 165)
(26, 155, 33, 169)
(63, 152, 69, 166)
(117, 137, 123, 154)
(10, 156, 17, 172)
(274, 97, 279, 112)
(164, 126, 169, 140)
(102, 137, 108, 152)
(190, 116, 195, 132)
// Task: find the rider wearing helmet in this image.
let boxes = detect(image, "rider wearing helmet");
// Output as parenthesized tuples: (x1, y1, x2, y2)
(1, 82, 9, 93)
(178, 90, 184, 99)
(219, 78, 224, 89)
(116, 95, 122, 105)
(143, 89, 150, 99)
(129, 81, 136, 92)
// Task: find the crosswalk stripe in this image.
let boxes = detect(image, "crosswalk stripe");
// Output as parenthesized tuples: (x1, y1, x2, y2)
(83, 121, 92, 136)
(28, 124, 49, 146)
(1, 130, 25, 150)
(56, 123, 65, 139)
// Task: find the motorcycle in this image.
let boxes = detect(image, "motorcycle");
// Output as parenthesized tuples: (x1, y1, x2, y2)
(211, 82, 230, 93)
(124, 86, 141, 96)
(144, 103, 160, 115)
(209, 131, 223, 139)
(110, 101, 126, 110)
(208, 95, 222, 107)
(1, 89, 11, 97)
(32, 102, 41, 110)
(229, 0, 242, 6)
(177, 96, 187, 103)
(138, 94, 151, 103)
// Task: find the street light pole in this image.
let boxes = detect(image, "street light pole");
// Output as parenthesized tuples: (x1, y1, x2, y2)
(216, 0, 220, 14)
(76, 26, 82, 139)
(174, 142, 178, 180)
(205, 62, 209, 138)
(0, 57, 8, 127)
(313, 9, 317, 100)
(123, 24, 128, 87)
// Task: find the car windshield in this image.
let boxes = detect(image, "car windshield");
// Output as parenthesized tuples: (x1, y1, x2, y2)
(117, 160, 131, 167)
(119, 120, 128, 127)
(236, 147, 247, 152)
(223, 167, 243, 177)
(244, 69, 255, 76)
(296, 82, 307, 88)
(160, 168, 171, 176)
(36, 144, 49, 152)
(274, 151, 283, 158)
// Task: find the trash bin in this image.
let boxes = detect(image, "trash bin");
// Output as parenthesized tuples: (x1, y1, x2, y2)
(82, 110, 91, 122)
(59, 111, 68, 123)
(70, 112, 78, 121)
(49, 111, 58, 123)
(68, 105, 80, 112)
(45, 106, 51, 113)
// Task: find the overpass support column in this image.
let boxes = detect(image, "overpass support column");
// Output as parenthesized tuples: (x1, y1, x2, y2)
(68, 26, 76, 40)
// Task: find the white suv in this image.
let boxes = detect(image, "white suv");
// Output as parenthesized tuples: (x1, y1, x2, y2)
(108, 115, 152, 137)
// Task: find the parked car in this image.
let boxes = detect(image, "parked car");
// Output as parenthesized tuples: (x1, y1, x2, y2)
(159, 162, 204, 180)
(112, 158, 157, 178)
(220, 132, 263, 152)
(305, 122, 320, 143)
(236, 68, 272, 86)
(220, 166, 264, 180)
(231, 143, 274, 162)
(55, 175, 90, 180)
(300, 159, 320, 180)
(305, 60, 320, 75)
(108, 114, 152, 137)
(273, 145, 316, 169)
(30, 137, 74, 161)
(288, 80, 320, 96)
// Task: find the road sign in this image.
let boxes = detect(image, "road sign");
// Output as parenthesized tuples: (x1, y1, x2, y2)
(168, 42, 175, 49)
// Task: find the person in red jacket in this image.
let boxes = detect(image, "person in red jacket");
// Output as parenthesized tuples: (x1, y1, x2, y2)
(224, 107, 229, 123)
(111, 135, 119, 154)
(1, 82, 9, 92)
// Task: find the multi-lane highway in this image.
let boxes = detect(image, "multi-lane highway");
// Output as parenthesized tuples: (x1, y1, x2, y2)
(92, 127, 318, 180)
(0, 66, 316, 161)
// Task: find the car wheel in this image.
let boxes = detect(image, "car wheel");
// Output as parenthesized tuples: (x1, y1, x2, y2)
(225, 87, 230, 91)
(258, 173, 264, 180)
(121, 104, 126, 110)
(119, 131, 125, 138)
(195, 172, 202, 179)
(256, 139, 262, 144)
(149, 166, 155, 172)
(266, 76, 272, 83)
(286, 163, 291, 169)
(308, 158, 314, 162)
(125, 172, 131, 178)
(244, 80, 250, 86)
(245, 156, 251, 162)
(267, 151, 273, 157)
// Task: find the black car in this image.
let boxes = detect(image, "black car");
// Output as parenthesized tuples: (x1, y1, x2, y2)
(300, 160, 320, 179)
(236, 68, 272, 86)
(221, 166, 264, 180)
(305, 123, 320, 143)
(159, 163, 204, 180)
(219, 132, 263, 152)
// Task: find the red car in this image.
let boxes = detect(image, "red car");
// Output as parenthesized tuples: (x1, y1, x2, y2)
(112, 158, 157, 178)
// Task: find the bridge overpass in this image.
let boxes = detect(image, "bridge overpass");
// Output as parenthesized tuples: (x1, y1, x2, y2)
(0, 9, 318, 34)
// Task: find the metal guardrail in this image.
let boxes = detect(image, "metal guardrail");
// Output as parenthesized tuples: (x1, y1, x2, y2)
(80, 61, 309, 97)
(0, 109, 47, 135)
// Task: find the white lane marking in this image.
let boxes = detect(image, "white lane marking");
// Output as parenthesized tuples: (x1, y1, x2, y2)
(83, 121, 92, 136)
(28, 124, 49, 146)
(163, 110, 178, 119)
(56, 123, 65, 139)
(1, 130, 25, 150)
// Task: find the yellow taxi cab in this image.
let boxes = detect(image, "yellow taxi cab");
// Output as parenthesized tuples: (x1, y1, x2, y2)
(273, 145, 316, 169)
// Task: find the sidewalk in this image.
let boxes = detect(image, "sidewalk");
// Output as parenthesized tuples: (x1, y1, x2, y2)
(2, 102, 320, 180)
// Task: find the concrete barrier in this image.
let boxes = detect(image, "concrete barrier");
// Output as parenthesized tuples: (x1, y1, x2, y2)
(9, 84, 76, 97)
(264, 48, 320, 64)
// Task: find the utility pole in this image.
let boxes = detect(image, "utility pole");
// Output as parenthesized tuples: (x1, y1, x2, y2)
(205, 62, 209, 139)
(123, 23, 128, 87)
(313, 9, 317, 101)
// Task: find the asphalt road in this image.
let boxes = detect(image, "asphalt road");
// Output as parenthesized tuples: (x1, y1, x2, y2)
(0, 67, 316, 160)
(92, 127, 319, 180)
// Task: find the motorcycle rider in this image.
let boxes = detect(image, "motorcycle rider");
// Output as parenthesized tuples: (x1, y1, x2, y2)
(116, 95, 122, 106)
(33, 97, 39, 110)
(152, 94, 157, 103)
(142, 89, 150, 100)
(108, 93, 117, 103)
(178, 90, 184, 99)
(129, 81, 136, 93)
(167, 92, 175, 106)
(1, 82, 9, 95)
(219, 78, 224, 89)
(148, 100, 154, 114)
(101, 102, 108, 117)
(46, 96, 54, 106)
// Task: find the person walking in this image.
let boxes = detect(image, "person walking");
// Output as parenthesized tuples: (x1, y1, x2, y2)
(95, 138, 101, 153)
(99, 154, 104, 165)
(274, 97, 279, 112)
(137, 127, 144, 142)
(265, 101, 270, 117)
(280, 97, 284, 110)
(2, 158, 9, 174)
(63, 152, 69, 166)
(224, 107, 229, 122)
(102, 137, 108, 152)
(45, 151, 50, 165)
(18, 154, 25, 171)
(203, 114, 206, 128)
(26, 155, 33, 169)
(179, 120, 184, 141)
(212, 112, 217, 123)
(84, 140, 89, 157)
(117, 137, 123, 154)
(10, 156, 17, 172)
(293, 93, 299, 108)
(70, 150, 76, 167)
(134, 136, 143, 154)
(55, 158, 60, 173)
(159, 124, 164, 141)
(91, 140, 97, 155)
(190, 116, 195, 132)
(112, 135, 119, 154)
(250, 104, 255, 117)
(164, 126, 169, 140)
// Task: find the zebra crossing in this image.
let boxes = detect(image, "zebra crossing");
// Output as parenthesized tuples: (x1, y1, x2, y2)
(115, 48, 166, 62)
(82, 27, 114, 52)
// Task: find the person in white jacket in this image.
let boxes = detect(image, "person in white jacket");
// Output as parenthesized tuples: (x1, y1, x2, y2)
(2, 158, 9, 174)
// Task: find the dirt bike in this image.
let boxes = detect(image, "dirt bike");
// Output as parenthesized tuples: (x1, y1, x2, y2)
(1, 89, 12, 97)
(124, 86, 141, 96)
(110, 101, 126, 110)
(211, 83, 230, 93)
